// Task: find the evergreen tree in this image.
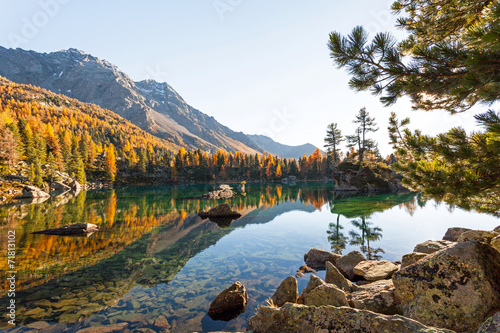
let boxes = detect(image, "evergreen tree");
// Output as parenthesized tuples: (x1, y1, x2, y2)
(389, 110, 500, 215)
(328, 1, 500, 113)
(324, 123, 344, 165)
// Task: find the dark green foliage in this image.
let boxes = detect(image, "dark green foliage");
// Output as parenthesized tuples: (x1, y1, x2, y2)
(389, 111, 500, 215)
(328, 1, 500, 112)
(324, 123, 344, 165)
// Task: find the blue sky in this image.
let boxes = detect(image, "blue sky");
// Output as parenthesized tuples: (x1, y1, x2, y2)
(0, 0, 490, 155)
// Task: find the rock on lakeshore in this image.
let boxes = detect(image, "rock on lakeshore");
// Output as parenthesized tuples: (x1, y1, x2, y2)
(302, 283, 348, 307)
(352, 260, 399, 281)
(456, 230, 500, 244)
(15, 185, 50, 199)
(335, 250, 366, 280)
(325, 261, 358, 293)
(246, 303, 454, 333)
(207, 281, 248, 321)
(413, 240, 453, 254)
(201, 185, 236, 199)
(303, 248, 340, 269)
(392, 241, 500, 332)
(32, 223, 99, 235)
(442, 227, 472, 242)
(270, 276, 298, 307)
(401, 252, 428, 268)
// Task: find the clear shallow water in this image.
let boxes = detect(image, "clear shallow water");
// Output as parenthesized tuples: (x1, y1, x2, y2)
(0, 184, 497, 332)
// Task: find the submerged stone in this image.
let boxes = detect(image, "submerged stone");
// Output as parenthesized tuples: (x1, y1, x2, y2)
(207, 281, 248, 321)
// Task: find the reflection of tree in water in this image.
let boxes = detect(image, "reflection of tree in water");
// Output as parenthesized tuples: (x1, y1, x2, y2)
(327, 214, 347, 254)
(349, 215, 384, 260)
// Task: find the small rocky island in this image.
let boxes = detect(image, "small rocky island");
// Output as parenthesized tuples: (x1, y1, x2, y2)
(243, 225, 500, 332)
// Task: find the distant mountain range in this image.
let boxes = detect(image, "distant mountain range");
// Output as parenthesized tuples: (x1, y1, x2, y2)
(0, 46, 320, 158)
(247, 134, 320, 159)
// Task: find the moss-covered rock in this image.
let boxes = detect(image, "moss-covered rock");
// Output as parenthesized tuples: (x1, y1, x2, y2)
(393, 241, 500, 332)
(270, 276, 298, 307)
(246, 303, 454, 333)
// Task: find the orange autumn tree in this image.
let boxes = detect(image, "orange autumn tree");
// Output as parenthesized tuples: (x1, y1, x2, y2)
(105, 144, 117, 183)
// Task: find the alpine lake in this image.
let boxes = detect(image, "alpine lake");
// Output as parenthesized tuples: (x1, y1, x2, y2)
(0, 183, 498, 333)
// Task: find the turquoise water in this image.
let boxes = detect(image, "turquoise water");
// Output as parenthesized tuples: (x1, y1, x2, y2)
(0, 184, 497, 332)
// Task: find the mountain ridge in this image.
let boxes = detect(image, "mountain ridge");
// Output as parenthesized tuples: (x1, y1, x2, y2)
(0, 46, 321, 157)
(247, 134, 320, 159)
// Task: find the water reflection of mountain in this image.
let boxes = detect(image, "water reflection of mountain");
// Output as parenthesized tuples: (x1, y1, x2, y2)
(0, 184, 338, 327)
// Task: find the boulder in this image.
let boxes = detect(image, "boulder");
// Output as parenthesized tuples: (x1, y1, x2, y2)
(15, 185, 50, 199)
(297, 275, 325, 304)
(325, 261, 358, 292)
(336, 250, 366, 280)
(477, 311, 500, 333)
(413, 240, 453, 254)
(392, 241, 500, 332)
(456, 230, 500, 244)
(442, 227, 472, 242)
(201, 185, 235, 199)
(353, 260, 399, 281)
(302, 283, 348, 307)
(493, 225, 500, 233)
(246, 303, 455, 333)
(50, 181, 71, 192)
(303, 248, 341, 269)
(270, 276, 298, 307)
(401, 252, 428, 268)
(199, 204, 241, 219)
(207, 281, 248, 321)
(68, 179, 82, 191)
(32, 223, 99, 235)
(349, 287, 402, 315)
(492, 235, 500, 253)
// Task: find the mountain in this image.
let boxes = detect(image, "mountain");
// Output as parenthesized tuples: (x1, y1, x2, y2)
(0, 75, 179, 152)
(247, 134, 320, 159)
(0, 46, 261, 154)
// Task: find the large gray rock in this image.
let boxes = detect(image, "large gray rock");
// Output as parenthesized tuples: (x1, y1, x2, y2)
(401, 252, 428, 268)
(201, 188, 235, 199)
(353, 260, 399, 281)
(302, 283, 348, 307)
(336, 250, 366, 280)
(32, 223, 99, 235)
(456, 230, 499, 244)
(413, 240, 453, 254)
(50, 181, 71, 192)
(492, 235, 500, 253)
(270, 276, 298, 307)
(15, 185, 50, 199)
(246, 303, 454, 333)
(303, 248, 341, 269)
(325, 261, 358, 292)
(442, 227, 472, 242)
(207, 281, 248, 321)
(477, 311, 500, 333)
(298, 275, 325, 304)
(349, 287, 402, 315)
(393, 241, 500, 332)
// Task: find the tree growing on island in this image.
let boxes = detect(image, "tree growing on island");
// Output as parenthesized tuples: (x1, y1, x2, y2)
(324, 123, 344, 166)
(346, 108, 378, 166)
